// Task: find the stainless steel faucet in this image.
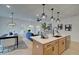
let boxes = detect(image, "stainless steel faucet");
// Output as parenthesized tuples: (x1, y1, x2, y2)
(52, 27, 59, 36)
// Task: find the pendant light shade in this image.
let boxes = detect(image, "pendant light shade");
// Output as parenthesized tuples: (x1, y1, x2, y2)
(41, 4, 47, 19)
(37, 4, 61, 23)
(56, 12, 60, 23)
(50, 8, 54, 21)
(41, 13, 46, 19)
(9, 12, 16, 27)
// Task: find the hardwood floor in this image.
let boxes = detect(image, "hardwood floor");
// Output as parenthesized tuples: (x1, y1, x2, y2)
(4, 41, 79, 55)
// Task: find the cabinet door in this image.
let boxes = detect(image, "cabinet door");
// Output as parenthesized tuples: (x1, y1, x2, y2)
(44, 45, 52, 55)
(65, 35, 71, 49)
(52, 41, 58, 55)
(44, 40, 58, 55)
(59, 38, 66, 54)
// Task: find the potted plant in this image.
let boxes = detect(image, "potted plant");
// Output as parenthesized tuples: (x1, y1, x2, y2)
(41, 22, 48, 39)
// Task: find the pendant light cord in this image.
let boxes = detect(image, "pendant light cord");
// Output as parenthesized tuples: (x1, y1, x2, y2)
(57, 12, 60, 18)
(51, 8, 54, 16)
(11, 12, 14, 24)
(42, 4, 45, 13)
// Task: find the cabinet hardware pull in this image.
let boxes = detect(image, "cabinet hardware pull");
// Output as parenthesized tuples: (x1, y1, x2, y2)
(62, 42, 64, 44)
(47, 44, 50, 47)
(52, 47, 54, 51)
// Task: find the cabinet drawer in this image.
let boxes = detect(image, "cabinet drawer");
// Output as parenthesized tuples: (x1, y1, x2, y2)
(44, 42, 52, 48)
(51, 40, 58, 45)
(44, 40, 58, 48)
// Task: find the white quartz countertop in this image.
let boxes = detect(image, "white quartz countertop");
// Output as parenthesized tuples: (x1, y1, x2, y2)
(32, 35, 68, 44)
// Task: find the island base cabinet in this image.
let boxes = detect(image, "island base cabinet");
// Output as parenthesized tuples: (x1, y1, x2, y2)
(32, 40, 59, 55)
(32, 36, 70, 55)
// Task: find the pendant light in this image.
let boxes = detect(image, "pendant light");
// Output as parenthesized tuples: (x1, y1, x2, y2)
(41, 4, 47, 19)
(50, 8, 54, 21)
(56, 12, 60, 23)
(9, 12, 16, 27)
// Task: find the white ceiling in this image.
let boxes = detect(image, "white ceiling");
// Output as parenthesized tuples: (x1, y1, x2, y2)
(0, 4, 79, 22)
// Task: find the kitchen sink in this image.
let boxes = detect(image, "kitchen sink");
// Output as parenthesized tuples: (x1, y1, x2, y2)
(53, 35, 62, 38)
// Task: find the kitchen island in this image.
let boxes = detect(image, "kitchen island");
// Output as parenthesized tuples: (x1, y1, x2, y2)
(32, 35, 71, 55)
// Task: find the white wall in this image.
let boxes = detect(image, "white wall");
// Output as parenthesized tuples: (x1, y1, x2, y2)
(59, 15, 79, 42)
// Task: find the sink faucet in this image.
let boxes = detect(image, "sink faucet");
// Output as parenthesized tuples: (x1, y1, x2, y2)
(52, 27, 60, 36)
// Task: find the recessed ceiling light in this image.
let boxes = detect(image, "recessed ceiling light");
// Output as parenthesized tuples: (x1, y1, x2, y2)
(6, 5, 11, 8)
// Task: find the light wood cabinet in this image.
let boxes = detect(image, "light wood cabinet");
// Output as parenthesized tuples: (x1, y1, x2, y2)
(32, 35, 70, 55)
(32, 40, 43, 55)
(44, 40, 58, 55)
(52, 41, 58, 55)
(58, 37, 66, 54)
(44, 45, 52, 55)
(32, 40, 59, 55)
(65, 35, 71, 50)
